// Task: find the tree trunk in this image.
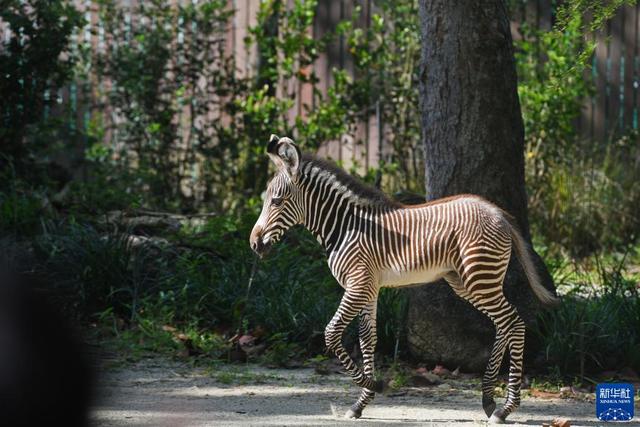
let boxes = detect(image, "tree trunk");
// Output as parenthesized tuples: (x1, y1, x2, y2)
(408, 0, 555, 371)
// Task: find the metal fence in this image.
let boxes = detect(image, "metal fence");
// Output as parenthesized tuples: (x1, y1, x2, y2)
(511, 0, 639, 142)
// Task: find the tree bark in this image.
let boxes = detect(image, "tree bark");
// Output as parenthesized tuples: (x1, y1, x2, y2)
(408, 0, 555, 371)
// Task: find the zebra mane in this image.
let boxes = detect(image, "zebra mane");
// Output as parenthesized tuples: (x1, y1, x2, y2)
(299, 153, 401, 208)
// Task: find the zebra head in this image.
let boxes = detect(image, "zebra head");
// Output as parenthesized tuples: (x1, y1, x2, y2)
(250, 135, 304, 257)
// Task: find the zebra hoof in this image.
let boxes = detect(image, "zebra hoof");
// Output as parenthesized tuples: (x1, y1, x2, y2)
(482, 396, 496, 418)
(488, 408, 506, 424)
(344, 407, 362, 419)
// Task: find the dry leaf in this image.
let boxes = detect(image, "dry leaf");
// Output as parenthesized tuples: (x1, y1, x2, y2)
(551, 417, 570, 427)
(432, 364, 450, 376)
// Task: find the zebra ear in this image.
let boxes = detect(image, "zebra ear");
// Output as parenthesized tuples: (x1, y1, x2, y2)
(266, 134, 280, 155)
(267, 136, 301, 178)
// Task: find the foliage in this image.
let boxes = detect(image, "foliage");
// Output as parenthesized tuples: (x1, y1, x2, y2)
(529, 134, 640, 256)
(158, 211, 339, 338)
(386, 361, 410, 389)
(31, 213, 335, 355)
(0, 0, 84, 163)
(0, 163, 48, 235)
(337, 0, 423, 192)
(376, 288, 409, 360)
(515, 1, 640, 255)
(260, 333, 304, 367)
(516, 14, 594, 164)
(78, 0, 427, 211)
(555, 0, 635, 33)
(89, 0, 356, 212)
(64, 167, 145, 215)
(29, 210, 411, 361)
(34, 221, 171, 318)
(532, 250, 640, 376)
(92, 0, 236, 209)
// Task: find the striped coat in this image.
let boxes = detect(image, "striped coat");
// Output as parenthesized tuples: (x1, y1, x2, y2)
(250, 136, 557, 423)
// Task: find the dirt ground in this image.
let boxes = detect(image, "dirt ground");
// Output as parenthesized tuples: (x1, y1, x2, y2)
(91, 358, 604, 427)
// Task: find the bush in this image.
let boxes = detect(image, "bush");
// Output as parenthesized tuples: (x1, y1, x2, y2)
(0, 0, 84, 164)
(516, 13, 593, 162)
(145, 212, 410, 357)
(0, 174, 47, 236)
(532, 250, 640, 376)
(30, 213, 338, 354)
(529, 132, 640, 256)
(516, 5, 640, 256)
(34, 221, 171, 319)
(30, 210, 412, 360)
(89, 0, 354, 212)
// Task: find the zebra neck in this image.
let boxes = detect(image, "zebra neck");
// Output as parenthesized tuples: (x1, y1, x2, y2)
(300, 178, 382, 254)
(303, 193, 357, 253)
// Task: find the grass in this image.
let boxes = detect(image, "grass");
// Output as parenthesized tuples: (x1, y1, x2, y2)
(29, 214, 341, 363)
(0, 171, 49, 236)
(387, 362, 411, 389)
(29, 209, 415, 367)
(530, 245, 640, 378)
(528, 132, 640, 258)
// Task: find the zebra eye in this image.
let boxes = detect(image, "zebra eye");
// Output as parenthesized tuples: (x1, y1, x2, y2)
(272, 197, 284, 207)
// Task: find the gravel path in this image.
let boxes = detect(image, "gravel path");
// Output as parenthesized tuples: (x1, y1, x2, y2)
(91, 358, 603, 426)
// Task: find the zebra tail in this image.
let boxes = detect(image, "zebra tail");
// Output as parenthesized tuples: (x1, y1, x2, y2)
(504, 215, 560, 306)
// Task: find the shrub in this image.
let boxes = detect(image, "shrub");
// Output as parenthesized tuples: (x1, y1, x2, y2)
(167, 212, 412, 357)
(0, 172, 47, 235)
(30, 210, 414, 360)
(89, 0, 355, 212)
(337, 0, 424, 192)
(34, 221, 171, 319)
(162, 212, 341, 352)
(529, 132, 640, 256)
(516, 13, 594, 162)
(516, 4, 640, 255)
(0, 0, 84, 164)
(532, 250, 640, 376)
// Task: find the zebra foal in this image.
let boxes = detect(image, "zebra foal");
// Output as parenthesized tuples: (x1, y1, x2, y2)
(249, 135, 558, 423)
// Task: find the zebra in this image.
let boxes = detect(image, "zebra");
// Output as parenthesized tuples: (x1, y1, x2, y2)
(249, 135, 558, 423)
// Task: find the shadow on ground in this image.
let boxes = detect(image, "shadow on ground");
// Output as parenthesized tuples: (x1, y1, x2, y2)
(91, 359, 599, 426)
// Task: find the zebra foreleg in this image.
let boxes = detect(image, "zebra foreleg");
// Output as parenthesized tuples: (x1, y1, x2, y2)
(325, 290, 384, 396)
(345, 301, 378, 419)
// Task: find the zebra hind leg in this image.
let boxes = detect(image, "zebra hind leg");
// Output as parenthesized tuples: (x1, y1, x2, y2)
(345, 301, 378, 419)
(473, 295, 525, 424)
(445, 273, 505, 418)
(481, 331, 508, 417)
(446, 272, 518, 423)
(488, 314, 525, 423)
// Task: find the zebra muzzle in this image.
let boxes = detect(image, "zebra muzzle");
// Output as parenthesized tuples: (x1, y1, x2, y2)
(250, 237, 272, 258)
